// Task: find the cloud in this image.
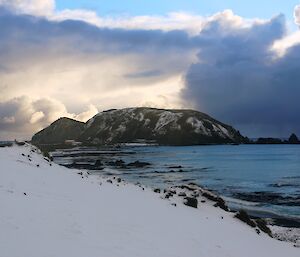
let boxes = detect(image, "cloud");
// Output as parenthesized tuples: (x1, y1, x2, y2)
(0, 0, 54, 16)
(294, 4, 300, 26)
(0, 1, 300, 139)
(182, 14, 300, 137)
(0, 6, 198, 126)
(2, 116, 15, 124)
(30, 111, 45, 124)
(74, 104, 98, 122)
(0, 96, 99, 140)
(124, 69, 163, 79)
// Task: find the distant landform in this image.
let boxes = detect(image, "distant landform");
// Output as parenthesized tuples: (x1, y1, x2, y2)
(31, 107, 248, 146)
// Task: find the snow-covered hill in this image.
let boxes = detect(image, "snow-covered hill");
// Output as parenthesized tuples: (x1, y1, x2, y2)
(32, 107, 247, 145)
(0, 144, 298, 257)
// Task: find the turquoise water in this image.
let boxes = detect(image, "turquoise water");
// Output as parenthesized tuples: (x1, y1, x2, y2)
(53, 145, 300, 220)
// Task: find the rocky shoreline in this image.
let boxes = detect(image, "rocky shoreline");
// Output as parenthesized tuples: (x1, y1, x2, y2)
(65, 154, 300, 248)
(8, 142, 300, 246)
(1, 143, 299, 257)
(96, 172, 300, 247)
(47, 145, 300, 229)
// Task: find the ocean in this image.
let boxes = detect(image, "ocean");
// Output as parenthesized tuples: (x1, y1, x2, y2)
(51, 144, 300, 223)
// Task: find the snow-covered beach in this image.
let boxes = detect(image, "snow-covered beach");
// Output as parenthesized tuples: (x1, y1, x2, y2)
(0, 144, 299, 257)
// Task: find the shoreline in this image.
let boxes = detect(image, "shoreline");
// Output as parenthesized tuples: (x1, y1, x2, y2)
(48, 144, 300, 246)
(47, 143, 300, 228)
(0, 143, 299, 256)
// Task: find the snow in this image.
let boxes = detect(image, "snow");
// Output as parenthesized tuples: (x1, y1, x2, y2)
(186, 117, 210, 135)
(186, 116, 233, 139)
(271, 225, 300, 247)
(216, 124, 232, 139)
(116, 124, 127, 134)
(154, 111, 182, 131)
(0, 144, 299, 257)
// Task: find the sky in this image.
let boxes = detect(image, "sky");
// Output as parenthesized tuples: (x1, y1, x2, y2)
(0, 0, 300, 140)
(55, 1, 296, 20)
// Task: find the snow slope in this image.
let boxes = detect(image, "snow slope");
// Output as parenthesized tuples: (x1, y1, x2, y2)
(0, 144, 298, 257)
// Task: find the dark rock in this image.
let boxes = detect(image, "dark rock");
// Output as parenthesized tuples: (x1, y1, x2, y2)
(117, 178, 122, 183)
(256, 138, 283, 144)
(214, 198, 229, 211)
(63, 162, 104, 170)
(107, 179, 113, 183)
(184, 197, 198, 208)
(178, 192, 187, 197)
(165, 191, 174, 198)
(108, 159, 125, 167)
(191, 192, 200, 198)
(127, 161, 151, 168)
(154, 188, 161, 193)
(169, 165, 182, 169)
(23, 192, 27, 196)
(171, 203, 177, 207)
(235, 210, 256, 228)
(288, 133, 300, 144)
(36, 164, 40, 167)
(15, 141, 25, 146)
(233, 191, 300, 206)
(179, 185, 196, 191)
(77, 172, 83, 176)
(202, 191, 229, 211)
(0, 142, 13, 147)
(94, 160, 103, 166)
(255, 218, 272, 237)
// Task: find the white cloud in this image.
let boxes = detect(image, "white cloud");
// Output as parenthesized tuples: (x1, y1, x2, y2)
(51, 9, 265, 35)
(0, 1, 264, 35)
(0, 96, 100, 140)
(0, 0, 55, 16)
(74, 104, 98, 122)
(2, 116, 15, 124)
(0, 1, 300, 139)
(272, 30, 300, 57)
(294, 4, 300, 25)
(30, 111, 45, 124)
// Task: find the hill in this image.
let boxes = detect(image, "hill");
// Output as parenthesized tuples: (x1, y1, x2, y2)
(32, 107, 247, 145)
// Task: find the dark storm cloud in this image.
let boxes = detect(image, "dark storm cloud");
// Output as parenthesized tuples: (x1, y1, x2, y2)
(1, 6, 300, 139)
(0, 7, 198, 57)
(0, 7, 200, 139)
(182, 15, 300, 137)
